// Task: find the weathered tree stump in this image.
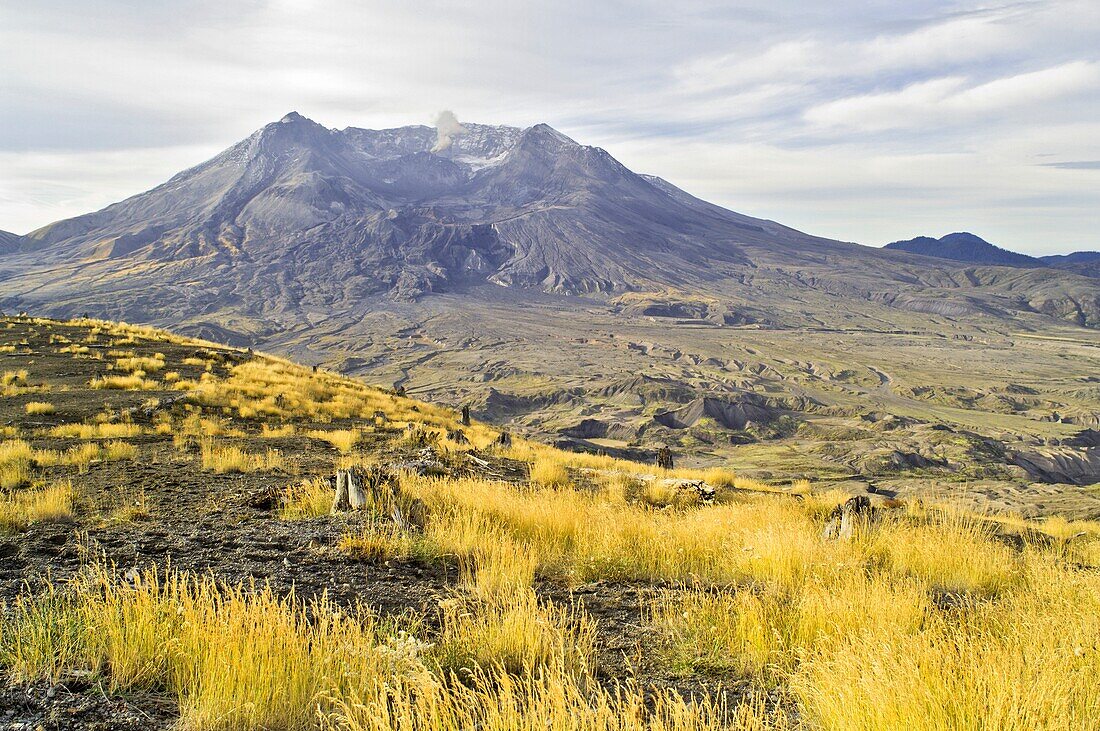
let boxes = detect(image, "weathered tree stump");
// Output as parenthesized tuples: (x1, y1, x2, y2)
(461, 405, 471, 426)
(394, 385, 407, 397)
(346, 467, 368, 510)
(331, 472, 349, 513)
(496, 431, 512, 448)
(821, 495, 874, 539)
(330, 466, 429, 531)
(447, 429, 469, 445)
(655, 446, 674, 470)
(373, 410, 387, 427)
(332, 466, 395, 513)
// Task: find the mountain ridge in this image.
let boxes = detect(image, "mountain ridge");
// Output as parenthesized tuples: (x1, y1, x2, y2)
(0, 111, 1098, 332)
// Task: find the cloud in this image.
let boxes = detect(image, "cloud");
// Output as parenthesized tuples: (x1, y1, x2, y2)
(804, 62, 1100, 131)
(1040, 160, 1100, 169)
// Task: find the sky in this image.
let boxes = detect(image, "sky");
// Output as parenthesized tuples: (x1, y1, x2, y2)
(1, 0, 1098, 254)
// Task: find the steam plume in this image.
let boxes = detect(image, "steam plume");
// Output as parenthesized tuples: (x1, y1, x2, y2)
(431, 110, 467, 153)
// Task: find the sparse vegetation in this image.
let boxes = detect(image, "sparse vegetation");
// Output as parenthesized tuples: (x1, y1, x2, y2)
(24, 401, 56, 415)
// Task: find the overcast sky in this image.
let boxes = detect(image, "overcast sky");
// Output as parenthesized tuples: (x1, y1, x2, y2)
(1, 0, 1098, 254)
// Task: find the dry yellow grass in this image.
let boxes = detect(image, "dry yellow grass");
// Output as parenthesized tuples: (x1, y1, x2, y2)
(307, 428, 361, 453)
(280, 477, 332, 520)
(200, 439, 285, 474)
(115, 355, 165, 374)
(103, 440, 137, 461)
(24, 401, 55, 415)
(261, 423, 296, 438)
(89, 375, 158, 390)
(0, 565, 747, 731)
(528, 456, 570, 488)
(0, 480, 74, 533)
(434, 590, 595, 677)
(50, 423, 143, 439)
(388, 473, 839, 588)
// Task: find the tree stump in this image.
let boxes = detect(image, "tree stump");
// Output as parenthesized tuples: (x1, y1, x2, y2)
(461, 405, 471, 426)
(821, 495, 873, 539)
(373, 410, 387, 427)
(655, 446, 674, 470)
(496, 431, 512, 448)
(331, 472, 349, 513)
(346, 467, 368, 510)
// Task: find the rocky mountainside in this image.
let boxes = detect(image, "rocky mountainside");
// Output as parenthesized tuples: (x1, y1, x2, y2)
(2, 111, 1099, 331)
(887, 232, 1100, 279)
(0, 230, 20, 254)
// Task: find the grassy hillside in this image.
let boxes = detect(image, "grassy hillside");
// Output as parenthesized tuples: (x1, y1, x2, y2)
(1, 317, 1099, 729)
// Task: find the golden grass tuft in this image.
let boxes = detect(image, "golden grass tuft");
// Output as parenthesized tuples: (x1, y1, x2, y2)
(0, 480, 74, 533)
(50, 423, 143, 440)
(280, 477, 333, 520)
(24, 402, 56, 415)
(200, 439, 285, 474)
(528, 456, 571, 488)
(115, 355, 165, 373)
(89, 375, 158, 390)
(307, 428, 361, 453)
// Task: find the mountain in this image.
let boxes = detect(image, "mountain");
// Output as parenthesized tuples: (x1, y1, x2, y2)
(2, 112, 1098, 331)
(886, 233, 1100, 279)
(884, 232, 1043, 267)
(0, 230, 20, 254)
